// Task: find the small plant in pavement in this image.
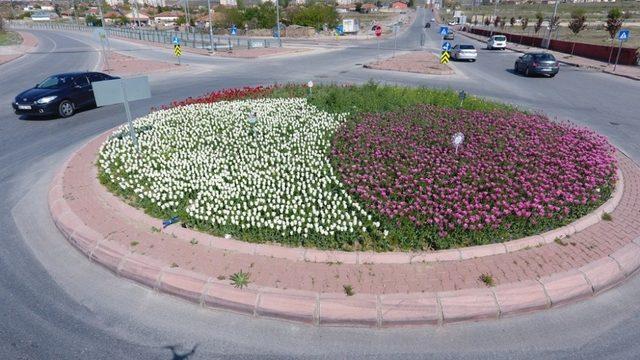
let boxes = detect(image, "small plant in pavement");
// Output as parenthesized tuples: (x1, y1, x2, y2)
(602, 212, 613, 221)
(230, 270, 251, 289)
(479, 274, 495, 287)
(343, 284, 355, 296)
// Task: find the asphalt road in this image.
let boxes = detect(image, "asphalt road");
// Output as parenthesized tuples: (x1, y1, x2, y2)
(2, 9, 640, 359)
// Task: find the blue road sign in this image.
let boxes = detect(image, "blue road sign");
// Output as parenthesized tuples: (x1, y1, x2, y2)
(439, 26, 448, 36)
(442, 42, 452, 51)
(172, 36, 180, 45)
(231, 25, 237, 35)
(618, 29, 630, 41)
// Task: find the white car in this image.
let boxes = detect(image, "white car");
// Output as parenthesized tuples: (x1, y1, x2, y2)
(451, 44, 477, 62)
(448, 21, 457, 26)
(487, 35, 507, 50)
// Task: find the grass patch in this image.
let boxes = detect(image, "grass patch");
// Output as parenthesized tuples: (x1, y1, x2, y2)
(0, 31, 22, 46)
(602, 212, 613, 221)
(554, 238, 568, 246)
(130, 240, 139, 247)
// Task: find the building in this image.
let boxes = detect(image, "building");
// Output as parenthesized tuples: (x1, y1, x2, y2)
(219, 0, 238, 6)
(391, 1, 408, 9)
(153, 11, 183, 26)
(361, 3, 378, 12)
(335, 0, 354, 4)
(127, 11, 151, 25)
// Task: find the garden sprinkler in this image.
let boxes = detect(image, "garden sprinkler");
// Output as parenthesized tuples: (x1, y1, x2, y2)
(458, 90, 467, 108)
(307, 80, 314, 96)
(451, 132, 465, 155)
(248, 112, 257, 137)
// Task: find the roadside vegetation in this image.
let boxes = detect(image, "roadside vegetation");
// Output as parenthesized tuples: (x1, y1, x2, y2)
(460, 3, 639, 48)
(0, 15, 22, 46)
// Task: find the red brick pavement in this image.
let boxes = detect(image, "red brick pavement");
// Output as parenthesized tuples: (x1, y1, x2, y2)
(49, 130, 640, 326)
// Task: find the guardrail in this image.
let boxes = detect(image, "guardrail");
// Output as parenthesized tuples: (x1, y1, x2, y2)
(7, 20, 271, 51)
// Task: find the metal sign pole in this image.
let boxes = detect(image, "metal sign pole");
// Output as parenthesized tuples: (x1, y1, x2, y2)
(207, 0, 214, 53)
(613, 39, 623, 72)
(120, 81, 140, 154)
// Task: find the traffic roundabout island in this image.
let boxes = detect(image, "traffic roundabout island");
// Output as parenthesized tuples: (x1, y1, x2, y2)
(49, 84, 640, 327)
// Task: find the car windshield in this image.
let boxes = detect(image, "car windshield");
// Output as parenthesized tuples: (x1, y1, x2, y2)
(494, 36, 506, 41)
(36, 75, 73, 89)
(460, 45, 475, 50)
(534, 54, 556, 61)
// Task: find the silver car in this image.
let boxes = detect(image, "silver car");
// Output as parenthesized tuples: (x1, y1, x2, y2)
(451, 44, 477, 62)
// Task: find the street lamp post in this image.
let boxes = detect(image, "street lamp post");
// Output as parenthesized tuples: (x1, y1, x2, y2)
(206, 0, 214, 53)
(97, 0, 111, 71)
(489, 0, 499, 37)
(544, 0, 560, 49)
(275, 0, 282, 47)
(132, 0, 143, 40)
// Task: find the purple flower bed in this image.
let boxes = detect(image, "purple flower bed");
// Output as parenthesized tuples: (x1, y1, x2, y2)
(331, 105, 618, 250)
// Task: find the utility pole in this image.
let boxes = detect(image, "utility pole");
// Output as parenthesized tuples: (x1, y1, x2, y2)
(97, 0, 111, 71)
(489, 0, 499, 37)
(132, 0, 143, 39)
(206, 0, 214, 53)
(275, 0, 282, 47)
(544, 0, 560, 49)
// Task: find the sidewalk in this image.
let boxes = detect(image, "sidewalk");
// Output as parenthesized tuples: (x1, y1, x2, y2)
(0, 31, 38, 65)
(460, 31, 640, 81)
(48, 129, 640, 327)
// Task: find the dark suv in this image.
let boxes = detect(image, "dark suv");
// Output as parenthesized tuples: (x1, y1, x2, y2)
(514, 53, 559, 77)
(12, 72, 119, 118)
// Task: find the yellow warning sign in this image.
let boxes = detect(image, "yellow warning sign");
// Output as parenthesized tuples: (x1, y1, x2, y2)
(174, 44, 182, 57)
(440, 51, 450, 64)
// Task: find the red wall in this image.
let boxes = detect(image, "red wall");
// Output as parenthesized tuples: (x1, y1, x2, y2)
(464, 27, 639, 66)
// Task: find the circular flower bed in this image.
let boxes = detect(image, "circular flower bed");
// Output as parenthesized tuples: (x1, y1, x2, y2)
(331, 105, 618, 249)
(98, 90, 617, 251)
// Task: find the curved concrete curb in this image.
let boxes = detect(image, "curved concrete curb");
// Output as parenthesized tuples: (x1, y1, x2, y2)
(47, 131, 640, 327)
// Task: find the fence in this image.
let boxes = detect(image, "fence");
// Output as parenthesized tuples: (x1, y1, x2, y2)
(7, 20, 271, 51)
(463, 26, 639, 66)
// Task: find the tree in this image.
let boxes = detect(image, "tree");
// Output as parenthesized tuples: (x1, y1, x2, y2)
(0, 15, 4, 32)
(568, 8, 586, 55)
(533, 12, 543, 34)
(473, 18, 478, 26)
(483, 17, 490, 26)
(85, 14, 102, 26)
(521, 17, 528, 32)
(509, 16, 515, 27)
(500, 18, 506, 29)
(355, 2, 362, 13)
(493, 16, 500, 27)
(605, 8, 624, 63)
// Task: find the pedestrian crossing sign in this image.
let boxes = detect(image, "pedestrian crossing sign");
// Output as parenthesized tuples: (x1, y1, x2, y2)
(618, 29, 630, 41)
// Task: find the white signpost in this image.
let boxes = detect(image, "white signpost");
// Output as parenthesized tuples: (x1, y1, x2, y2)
(92, 76, 151, 153)
(451, 132, 465, 154)
(94, 28, 110, 71)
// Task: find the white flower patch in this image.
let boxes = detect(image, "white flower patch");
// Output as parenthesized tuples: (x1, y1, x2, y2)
(98, 98, 371, 244)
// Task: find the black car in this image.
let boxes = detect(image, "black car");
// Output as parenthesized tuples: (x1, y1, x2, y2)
(12, 72, 119, 118)
(514, 53, 559, 77)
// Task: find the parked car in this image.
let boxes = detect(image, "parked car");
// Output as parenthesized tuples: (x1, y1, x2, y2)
(451, 44, 477, 62)
(443, 30, 455, 40)
(486, 35, 507, 50)
(448, 21, 457, 26)
(514, 53, 559, 77)
(12, 72, 119, 118)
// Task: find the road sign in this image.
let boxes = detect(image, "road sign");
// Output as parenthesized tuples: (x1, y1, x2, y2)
(230, 25, 237, 35)
(374, 25, 382, 37)
(439, 26, 448, 36)
(172, 36, 180, 45)
(440, 51, 450, 64)
(442, 42, 451, 51)
(92, 76, 151, 153)
(618, 29, 630, 41)
(173, 44, 182, 57)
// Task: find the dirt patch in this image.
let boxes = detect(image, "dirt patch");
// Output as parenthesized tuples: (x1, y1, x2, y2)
(364, 51, 454, 75)
(211, 47, 309, 59)
(102, 51, 182, 76)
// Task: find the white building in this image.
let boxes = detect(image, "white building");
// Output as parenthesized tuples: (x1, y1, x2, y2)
(220, 0, 238, 5)
(336, 0, 354, 4)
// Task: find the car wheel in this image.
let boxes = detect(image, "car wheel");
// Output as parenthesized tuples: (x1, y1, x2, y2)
(549, 74, 556, 78)
(514, 63, 519, 73)
(58, 100, 75, 118)
(525, 68, 530, 77)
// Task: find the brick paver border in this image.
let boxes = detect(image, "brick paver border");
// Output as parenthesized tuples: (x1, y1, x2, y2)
(48, 130, 640, 327)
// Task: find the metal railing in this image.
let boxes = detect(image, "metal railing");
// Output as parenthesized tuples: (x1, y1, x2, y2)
(7, 20, 271, 51)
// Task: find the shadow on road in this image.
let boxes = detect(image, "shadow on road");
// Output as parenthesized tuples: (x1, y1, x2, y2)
(163, 344, 198, 360)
